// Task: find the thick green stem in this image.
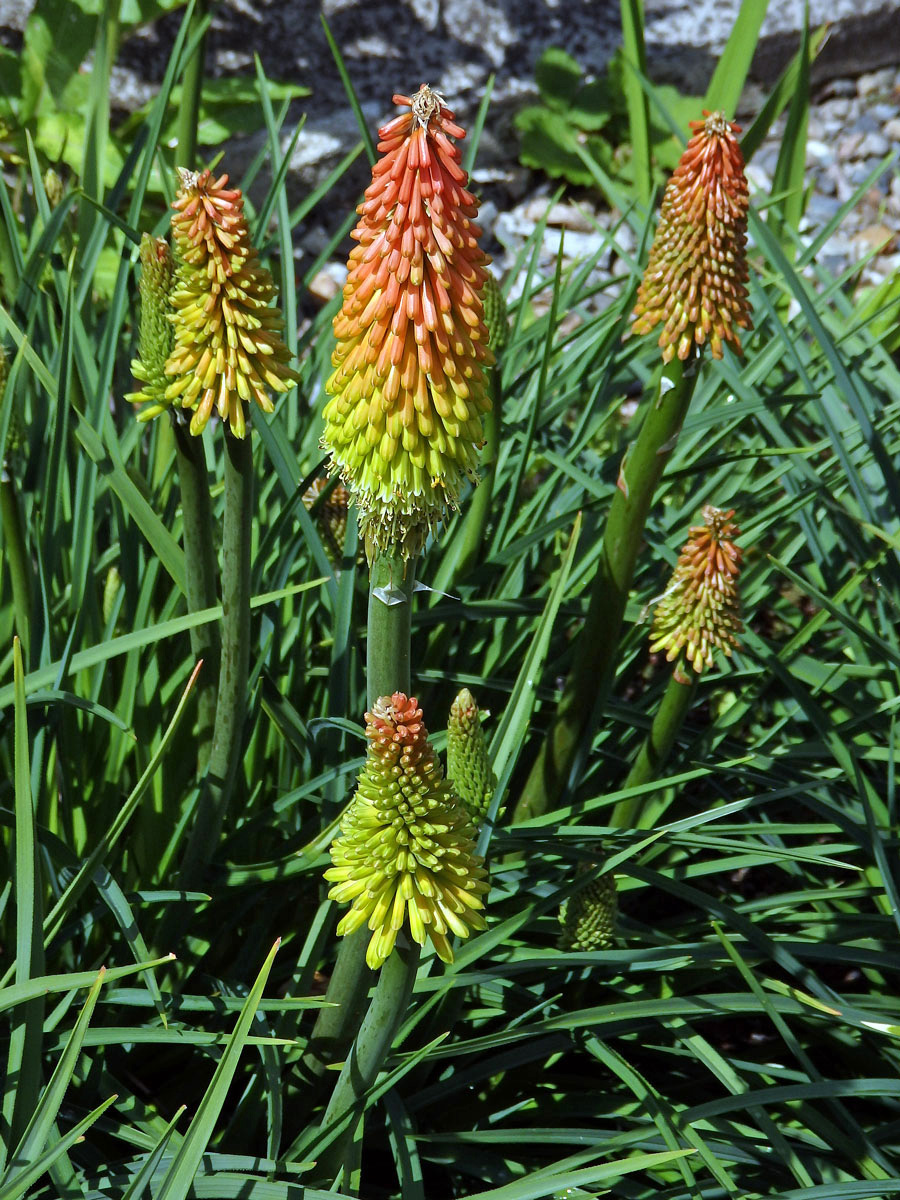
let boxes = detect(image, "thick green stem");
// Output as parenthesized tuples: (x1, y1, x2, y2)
(175, 0, 209, 170)
(180, 427, 252, 885)
(1, 469, 32, 654)
(611, 665, 697, 829)
(173, 419, 219, 773)
(514, 357, 699, 823)
(297, 550, 416, 1098)
(365, 550, 414, 704)
(313, 937, 419, 1188)
(455, 370, 501, 579)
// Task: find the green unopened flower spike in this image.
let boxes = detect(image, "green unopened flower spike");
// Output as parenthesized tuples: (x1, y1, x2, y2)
(649, 505, 743, 674)
(480, 272, 509, 353)
(127, 234, 175, 422)
(632, 111, 752, 362)
(165, 167, 298, 438)
(321, 85, 494, 561)
(558, 862, 617, 952)
(446, 687, 496, 824)
(326, 692, 489, 970)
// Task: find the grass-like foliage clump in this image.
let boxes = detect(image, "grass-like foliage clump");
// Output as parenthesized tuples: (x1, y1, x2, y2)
(1, 1, 900, 1198)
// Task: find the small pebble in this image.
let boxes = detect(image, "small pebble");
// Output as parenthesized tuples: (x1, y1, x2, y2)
(858, 131, 890, 158)
(838, 132, 865, 160)
(852, 112, 880, 135)
(857, 68, 894, 99)
(806, 139, 835, 167)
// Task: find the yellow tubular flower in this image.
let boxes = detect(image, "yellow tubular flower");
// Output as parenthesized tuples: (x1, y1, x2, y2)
(632, 111, 752, 363)
(321, 85, 494, 560)
(165, 168, 298, 438)
(326, 692, 489, 969)
(649, 505, 743, 674)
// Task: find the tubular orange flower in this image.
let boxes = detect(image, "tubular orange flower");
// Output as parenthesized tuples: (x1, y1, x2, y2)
(321, 85, 494, 559)
(649, 505, 743, 673)
(164, 168, 298, 438)
(632, 111, 751, 363)
(325, 692, 489, 969)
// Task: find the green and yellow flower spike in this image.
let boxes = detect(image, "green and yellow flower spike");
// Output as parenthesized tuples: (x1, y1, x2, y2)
(649, 505, 743, 673)
(632, 111, 751, 363)
(321, 85, 494, 560)
(164, 168, 298, 438)
(326, 692, 489, 969)
(446, 687, 496, 825)
(558, 862, 617, 952)
(127, 233, 176, 422)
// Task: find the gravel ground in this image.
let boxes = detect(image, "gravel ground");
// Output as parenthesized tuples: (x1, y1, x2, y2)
(0, 0, 896, 321)
(302, 65, 900, 333)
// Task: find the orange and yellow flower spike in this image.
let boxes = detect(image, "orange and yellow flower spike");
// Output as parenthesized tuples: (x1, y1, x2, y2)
(322, 85, 494, 560)
(326, 692, 489, 969)
(649, 505, 743, 673)
(632, 112, 752, 363)
(164, 168, 298, 438)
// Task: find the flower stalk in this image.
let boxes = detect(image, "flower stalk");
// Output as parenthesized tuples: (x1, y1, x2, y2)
(304, 88, 494, 1172)
(1, 349, 32, 654)
(179, 428, 252, 883)
(172, 419, 219, 770)
(514, 112, 751, 823)
(514, 356, 698, 821)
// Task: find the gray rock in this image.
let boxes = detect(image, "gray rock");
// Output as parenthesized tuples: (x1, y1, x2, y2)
(805, 193, 842, 225)
(883, 118, 900, 142)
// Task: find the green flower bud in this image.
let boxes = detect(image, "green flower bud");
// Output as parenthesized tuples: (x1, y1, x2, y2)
(480, 272, 509, 353)
(558, 863, 617, 952)
(126, 234, 176, 422)
(446, 687, 496, 824)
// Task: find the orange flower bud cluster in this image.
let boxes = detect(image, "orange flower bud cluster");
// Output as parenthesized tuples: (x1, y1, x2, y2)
(632, 112, 752, 363)
(649, 506, 743, 673)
